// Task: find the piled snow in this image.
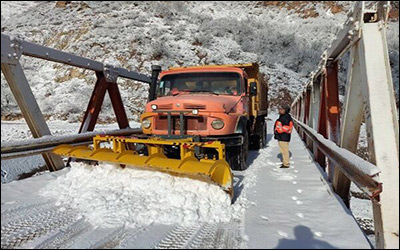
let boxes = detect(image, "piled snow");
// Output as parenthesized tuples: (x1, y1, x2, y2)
(40, 162, 233, 228)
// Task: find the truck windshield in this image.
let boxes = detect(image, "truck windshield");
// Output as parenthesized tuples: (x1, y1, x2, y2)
(157, 72, 242, 97)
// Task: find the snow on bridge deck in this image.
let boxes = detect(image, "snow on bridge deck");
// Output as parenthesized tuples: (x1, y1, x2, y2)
(240, 118, 371, 249)
(1, 118, 371, 249)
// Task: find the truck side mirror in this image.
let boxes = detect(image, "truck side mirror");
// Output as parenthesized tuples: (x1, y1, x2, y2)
(149, 65, 162, 101)
(250, 82, 257, 97)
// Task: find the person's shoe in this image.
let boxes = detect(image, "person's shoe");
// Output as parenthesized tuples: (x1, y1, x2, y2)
(280, 164, 290, 168)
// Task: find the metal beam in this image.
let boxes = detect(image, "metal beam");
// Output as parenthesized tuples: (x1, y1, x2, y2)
(325, 61, 340, 144)
(108, 81, 130, 129)
(1, 128, 141, 160)
(304, 88, 312, 150)
(78, 72, 109, 133)
(1, 33, 152, 83)
(333, 43, 363, 211)
(1, 62, 64, 171)
(326, 2, 363, 60)
(316, 76, 327, 170)
(359, 21, 399, 249)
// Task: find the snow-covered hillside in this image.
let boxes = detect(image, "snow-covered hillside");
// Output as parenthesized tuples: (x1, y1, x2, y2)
(1, 1, 398, 122)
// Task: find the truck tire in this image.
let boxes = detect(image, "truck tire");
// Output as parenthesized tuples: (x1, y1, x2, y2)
(226, 146, 241, 170)
(241, 130, 249, 170)
(227, 131, 249, 171)
(250, 117, 266, 150)
(260, 118, 267, 148)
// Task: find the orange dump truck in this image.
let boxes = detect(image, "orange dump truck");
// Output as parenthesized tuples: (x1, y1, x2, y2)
(141, 63, 268, 170)
(53, 63, 268, 196)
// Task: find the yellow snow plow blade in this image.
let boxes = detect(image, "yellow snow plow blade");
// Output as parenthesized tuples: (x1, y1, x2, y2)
(53, 135, 233, 197)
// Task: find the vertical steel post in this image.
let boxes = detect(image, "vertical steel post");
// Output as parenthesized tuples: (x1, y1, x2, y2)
(78, 72, 109, 133)
(108, 81, 130, 129)
(359, 21, 399, 249)
(334, 44, 362, 210)
(325, 61, 340, 144)
(316, 74, 327, 170)
(325, 61, 341, 187)
(304, 88, 312, 150)
(1, 62, 64, 171)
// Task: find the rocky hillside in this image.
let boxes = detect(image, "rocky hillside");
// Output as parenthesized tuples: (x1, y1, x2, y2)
(1, 1, 399, 122)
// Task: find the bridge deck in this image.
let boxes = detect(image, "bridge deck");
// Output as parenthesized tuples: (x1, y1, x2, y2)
(1, 118, 371, 249)
(241, 118, 371, 248)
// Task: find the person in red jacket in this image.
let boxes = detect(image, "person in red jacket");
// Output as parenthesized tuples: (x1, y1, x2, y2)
(274, 106, 293, 168)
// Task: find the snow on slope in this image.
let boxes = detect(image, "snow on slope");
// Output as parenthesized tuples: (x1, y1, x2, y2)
(1, 2, 398, 120)
(0, 1, 40, 20)
(0, 1, 350, 122)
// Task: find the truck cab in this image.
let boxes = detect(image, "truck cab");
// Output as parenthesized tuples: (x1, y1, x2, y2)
(140, 63, 268, 170)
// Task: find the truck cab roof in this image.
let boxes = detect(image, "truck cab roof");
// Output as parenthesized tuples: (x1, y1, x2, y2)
(159, 63, 259, 79)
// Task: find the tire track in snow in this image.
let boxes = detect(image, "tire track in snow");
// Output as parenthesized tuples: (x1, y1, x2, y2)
(154, 220, 243, 249)
(114, 224, 156, 248)
(88, 226, 126, 249)
(188, 223, 219, 249)
(1, 202, 50, 225)
(33, 217, 91, 249)
(189, 220, 243, 249)
(1, 206, 77, 249)
(153, 225, 201, 249)
(217, 219, 244, 249)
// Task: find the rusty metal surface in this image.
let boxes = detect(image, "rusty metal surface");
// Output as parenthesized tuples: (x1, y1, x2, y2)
(78, 72, 109, 133)
(107, 81, 130, 129)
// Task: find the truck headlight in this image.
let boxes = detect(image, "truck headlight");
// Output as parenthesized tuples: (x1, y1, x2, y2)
(151, 104, 158, 110)
(211, 119, 224, 130)
(192, 109, 199, 115)
(142, 118, 151, 129)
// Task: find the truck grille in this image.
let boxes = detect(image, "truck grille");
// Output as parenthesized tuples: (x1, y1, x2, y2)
(155, 116, 207, 131)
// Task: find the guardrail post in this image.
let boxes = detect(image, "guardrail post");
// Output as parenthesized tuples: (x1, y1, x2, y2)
(1, 62, 64, 171)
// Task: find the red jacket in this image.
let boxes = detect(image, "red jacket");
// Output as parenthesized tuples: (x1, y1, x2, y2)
(274, 113, 293, 142)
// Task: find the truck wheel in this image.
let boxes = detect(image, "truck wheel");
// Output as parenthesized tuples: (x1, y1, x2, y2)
(250, 118, 266, 150)
(226, 146, 241, 171)
(260, 118, 267, 148)
(226, 131, 249, 171)
(240, 130, 249, 170)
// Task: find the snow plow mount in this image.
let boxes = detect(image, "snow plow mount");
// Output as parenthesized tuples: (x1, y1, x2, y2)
(53, 135, 233, 197)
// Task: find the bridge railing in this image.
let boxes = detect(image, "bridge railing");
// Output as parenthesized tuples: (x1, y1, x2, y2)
(293, 119, 381, 198)
(291, 2, 398, 248)
(1, 33, 156, 172)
